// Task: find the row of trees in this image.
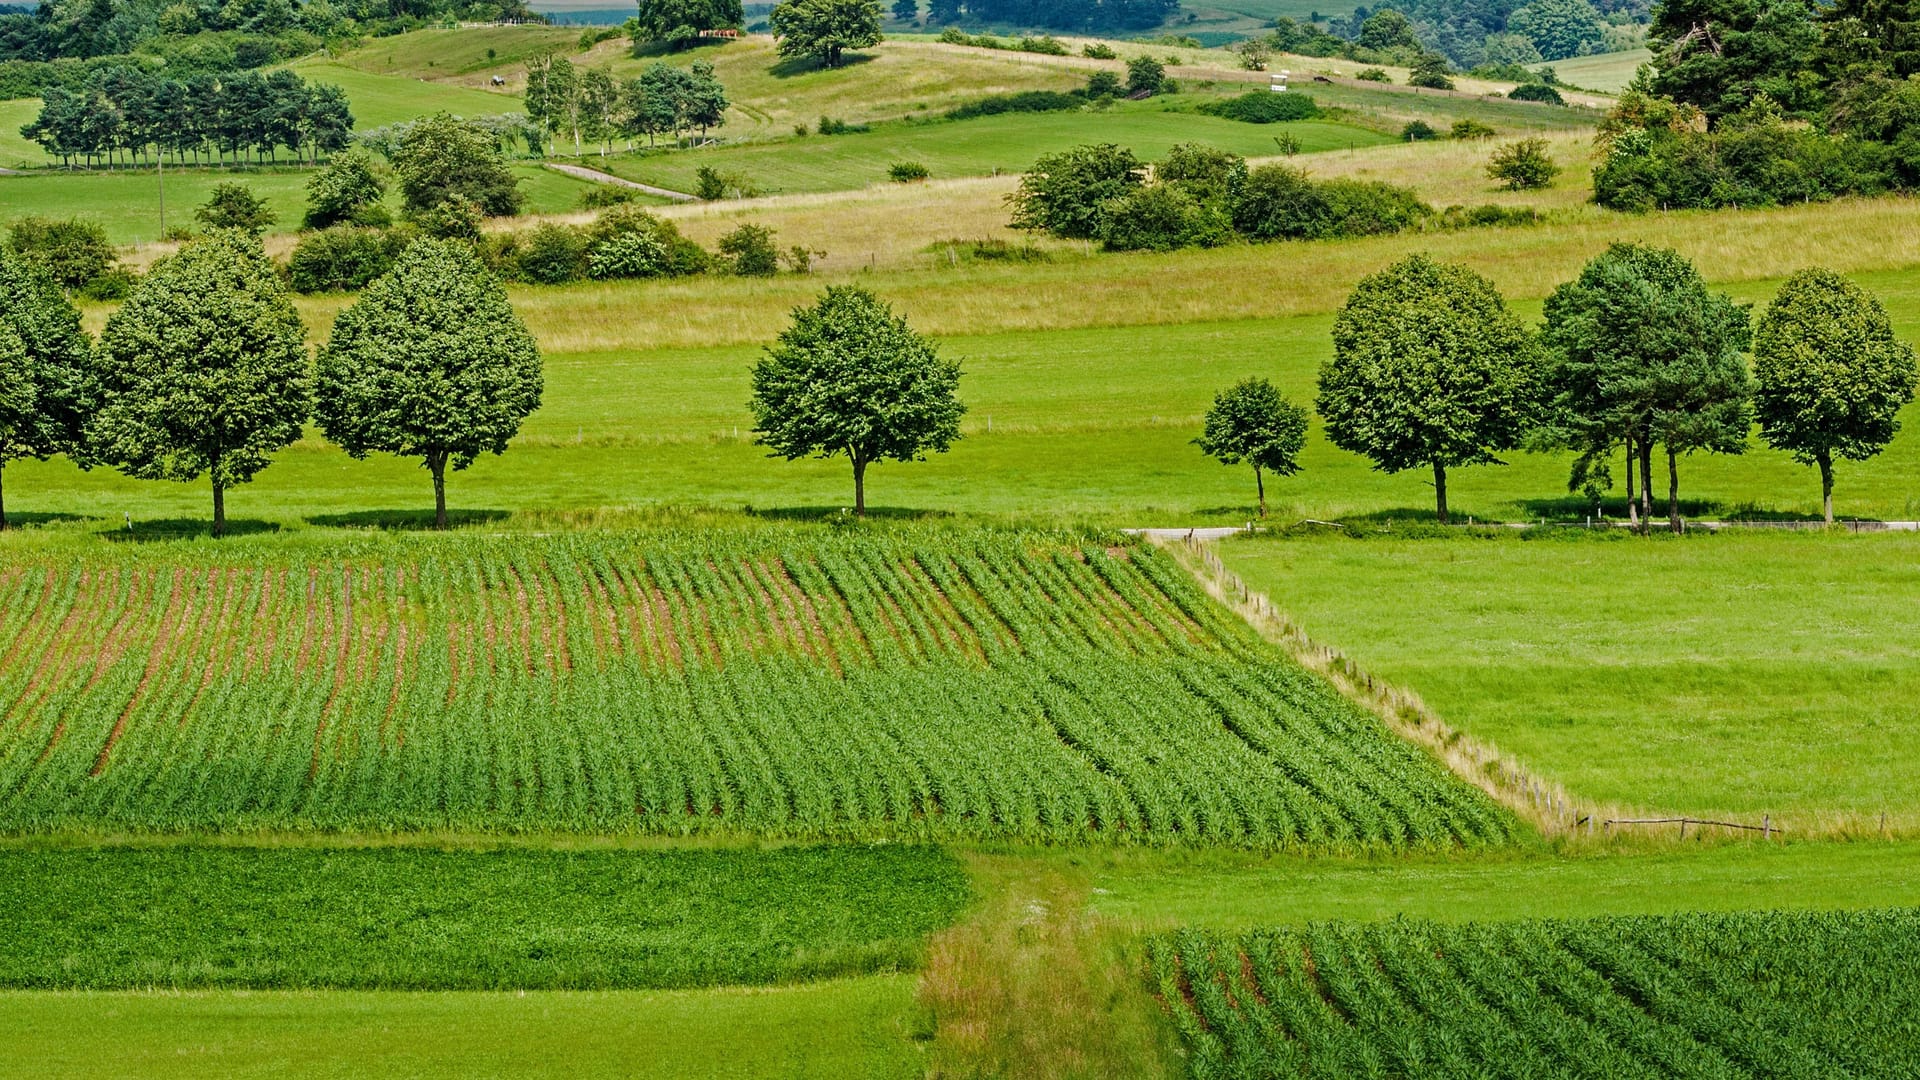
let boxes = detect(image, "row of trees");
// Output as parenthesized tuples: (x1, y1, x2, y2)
(524, 54, 727, 154)
(19, 64, 353, 167)
(0, 231, 542, 533)
(1191, 248, 1915, 528)
(890, 0, 1179, 33)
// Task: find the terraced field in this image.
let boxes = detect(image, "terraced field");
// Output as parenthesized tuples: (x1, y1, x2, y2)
(1155, 909, 1920, 1078)
(0, 530, 1510, 845)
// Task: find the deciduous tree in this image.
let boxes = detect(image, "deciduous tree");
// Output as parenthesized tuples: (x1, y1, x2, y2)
(1195, 377, 1308, 517)
(1319, 254, 1545, 522)
(392, 112, 524, 217)
(749, 286, 962, 514)
(1753, 268, 1917, 522)
(313, 239, 544, 530)
(0, 250, 96, 529)
(769, 0, 883, 68)
(90, 231, 310, 536)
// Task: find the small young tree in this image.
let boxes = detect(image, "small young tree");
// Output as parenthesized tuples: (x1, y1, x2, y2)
(749, 286, 963, 514)
(91, 231, 310, 536)
(194, 182, 278, 234)
(1194, 377, 1308, 517)
(1126, 54, 1168, 95)
(1409, 53, 1456, 89)
(0, 250, 96, 529)
(1319, 254, 1545, 522)
(769, 0, 884, 68)
(1753, 268, 1918, 522)
(1486, 137, 1560, 189)
(303, 147, 388, 229)
(718, 223, 779, 275)
(313, 239, 543, 530)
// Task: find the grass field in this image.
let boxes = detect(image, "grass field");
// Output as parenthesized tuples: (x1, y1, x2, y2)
(283, 59, 526, 127)
(1539, 48, 1652, 93)
(586, 102, 1393, 196)
(1154, 908, 1920, 1078)
(0, 844, 968, 989)
(0, 978, 928, 1079)
(1216, 530, 1920, 829)
(0, 530, 1510, 846)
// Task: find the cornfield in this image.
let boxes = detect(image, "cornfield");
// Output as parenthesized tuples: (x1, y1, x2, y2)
(0, 529, 1513, 844)
(1153, 908, 1920, 1078)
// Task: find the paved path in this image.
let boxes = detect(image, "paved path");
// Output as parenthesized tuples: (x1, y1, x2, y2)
(544, 162, 697, 202)
(0, 167, 24, 176)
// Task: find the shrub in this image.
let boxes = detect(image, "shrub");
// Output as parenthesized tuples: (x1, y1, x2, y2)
(696, 165, 729, 200)
(1434, 203, 1543, 228)
(288, 226, 408, 294)
(408, 201, 483, 243)
(817, 116, 869, 135)
(517, 223, 590, 284)
(1232, 165, 1431, 241)
(718, 223, 780, 276)
(937, 25, 968, 44)
(587, 230, 672, 279)
(888, 161, 931, 182)
(1083, 42, 1117, 59)
(1100, 184, 1235, 252)
(947, 90, 1082, 120)
(75, 267, 136, 301)
(578, 186, 637, 209)
(1199, 91, 1318, 123)
(194, 182, 277, 234)
(1017, 35, 1067, 55)
(1126, 55, 1168, 97)
(1402, 119, 1439, 141)
(1409, 54, 1455, 90)
(1086, 71, 1124, 98)
(1157, 143, 1248, 204)
(1319, 179, 1431, 234)
(583, 205, 711, 276)
(1355, 66, 1391, 82)
(1451, 119, 1498, 139)
(304, 148, 388, 230)
(1487, 137, 1560, 189)
(1508, 82, 1565, 105)
(781, 245, 824, 273)
(5, 216, 115, 292)
(1272, 131, 1301, 155)
(1008, 143, 1147, 239)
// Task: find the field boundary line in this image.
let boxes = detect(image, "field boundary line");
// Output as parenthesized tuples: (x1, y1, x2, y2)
(1156, 532, 1602, 840)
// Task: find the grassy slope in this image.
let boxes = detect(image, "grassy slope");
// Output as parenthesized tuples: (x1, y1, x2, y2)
(590, 103, 1393, 196)
(0, 978, 926, 1080)
(0, 98, 50, 168)
(0, 845, 969, 989)
(1539, 48, 1652, 93)
(1217, 531, 1920, 826)
(284, 59, 527, 127)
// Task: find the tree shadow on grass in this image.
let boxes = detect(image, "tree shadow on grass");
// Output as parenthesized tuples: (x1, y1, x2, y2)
(0, 511, 93, 530)
(1515, 494, 1738, 521)
(102, 518, 281, 542)
(746, 505, 954, 523)
(305, 508, 513, 531)
(768, 52, 878, 78)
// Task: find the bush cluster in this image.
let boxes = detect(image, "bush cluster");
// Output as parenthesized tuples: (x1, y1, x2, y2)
(946, 90, 1085, 121)
(1198, 91, 1319, 124)
(935, 27, 1069, 54)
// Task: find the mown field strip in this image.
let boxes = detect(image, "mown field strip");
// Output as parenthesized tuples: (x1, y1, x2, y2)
(1154, 908, 1920, 1079)
(0, 531, 1512, 847)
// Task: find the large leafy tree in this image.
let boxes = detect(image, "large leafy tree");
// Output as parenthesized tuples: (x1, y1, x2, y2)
(1007, 143, 1146, 240)
(1506, 0, 1608, 61)
(1647, 0, 1825, 119)
(1753, 268, 1917, 522)
(1319, 254, 1545, 523)
(769, 0, 883, 68)
(632, 0, 744, 45)
(91, 231, 310, 537)
(0, 249, 97, 529)
(1194, 377, 1308, 518)
(1540, 244, 1751, 532)
(314, 239, 543, 530)
(749, 286, 963, 514)
(391, 112, 524, 217)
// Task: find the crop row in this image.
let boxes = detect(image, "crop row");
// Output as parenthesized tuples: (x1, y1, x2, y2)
(0, 530, 1513, 845)
(1154, 908, 1920, 1079)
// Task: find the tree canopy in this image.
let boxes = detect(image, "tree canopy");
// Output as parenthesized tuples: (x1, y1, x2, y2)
(1007, 143, 1145, 240)
(769, 0, 883, 68)
(631, 0, 744, 44)
(1539, 243, 1751, 531)
(1319, 254, 1545, 522)
(749, 286, 963, 514)
(304, 147, 388, 229)
(1194, 377, 1308, 518)
(1753, 268, 1917, 522)
(0, 248, 95, 528)
(90, 230, 310, 536)
(314, 238, 544, 530)
(391, 112, 524, 218)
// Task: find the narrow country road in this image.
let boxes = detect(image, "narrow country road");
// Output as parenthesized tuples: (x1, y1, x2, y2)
(544, 162, 697, 202)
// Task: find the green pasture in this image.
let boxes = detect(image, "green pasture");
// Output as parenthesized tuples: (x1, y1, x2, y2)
(284, 59, 526, 128)
(0, 163, 599, 245)
(327, 24, 585, 79)
(590, 103, 1395, 196)
(0, 978, 927, 1080)
(1218, 529, 1920, 826)
(1538, 48, 1651, 94)
(0, 97, 51, 168)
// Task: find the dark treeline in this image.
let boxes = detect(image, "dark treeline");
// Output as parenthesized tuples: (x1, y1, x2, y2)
(915, 0, 1177, 34)
(0, 0, 539, 62)
(21, 65, 354, 166)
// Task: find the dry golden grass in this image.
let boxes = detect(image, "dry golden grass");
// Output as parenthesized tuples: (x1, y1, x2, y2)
(919, 852, 1178, 1080)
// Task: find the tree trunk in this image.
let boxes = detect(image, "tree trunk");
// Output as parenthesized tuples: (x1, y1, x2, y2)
(0, 460, 7, 531)
(1623, 431, 1639, 531)
(1667, 446, 1681, 535)
(852, 454, 868, 516)
(430, 451, 449, 530)
(1639, 437, 1654, 529)
(1818, 449, 1834, 524)
(212, 479, 226, 538)
(1432, 460, 1449, 524)
(1254, 464, 1266, 518)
